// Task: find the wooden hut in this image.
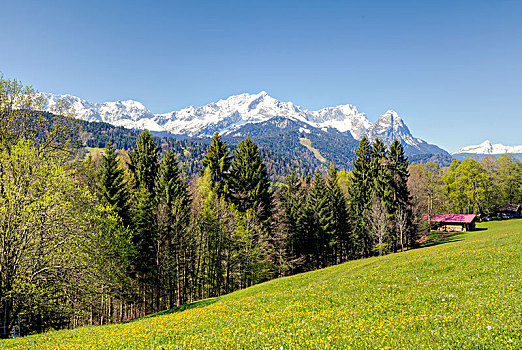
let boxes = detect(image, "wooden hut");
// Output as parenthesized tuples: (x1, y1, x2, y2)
(422, 214, 478, 232)
(496, 204, 521, 219)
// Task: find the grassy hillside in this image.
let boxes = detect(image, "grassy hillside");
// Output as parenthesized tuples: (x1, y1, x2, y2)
(4, 220, 522, 349)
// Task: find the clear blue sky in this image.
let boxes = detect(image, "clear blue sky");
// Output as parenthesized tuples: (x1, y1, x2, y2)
(1, 0, 521, 152)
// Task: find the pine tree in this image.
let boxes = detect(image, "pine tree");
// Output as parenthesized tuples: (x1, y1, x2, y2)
(326, 163, 350, 263)
(227, 136, 272, 222)
(96, 141, 130, 225)
(200, 132, 231, 198)
(348, 137, 374, 258)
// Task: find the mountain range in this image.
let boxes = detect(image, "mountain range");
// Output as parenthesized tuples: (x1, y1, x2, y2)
(39, 91, 447, 156)
(452, 140, 522, 161)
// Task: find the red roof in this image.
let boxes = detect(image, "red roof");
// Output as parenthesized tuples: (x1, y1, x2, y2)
(422, 214, 477, 224)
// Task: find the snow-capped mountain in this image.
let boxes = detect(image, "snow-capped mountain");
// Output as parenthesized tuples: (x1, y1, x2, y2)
(453, 140, 522, 155)
(38, 93, 164, 131)
(39, 91, 447, 155)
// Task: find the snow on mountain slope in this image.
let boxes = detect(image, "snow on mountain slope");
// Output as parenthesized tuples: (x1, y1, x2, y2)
(38, 93, 164, 132)
(39, 91, 446, 154)
(368, 110, 417, 145)
(452, 140, 522, 155)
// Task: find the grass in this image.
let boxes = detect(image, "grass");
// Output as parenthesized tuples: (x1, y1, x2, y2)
(4, 219, 522, 349)
(299, 138, 327, 163)
(84, 147, 104, 160)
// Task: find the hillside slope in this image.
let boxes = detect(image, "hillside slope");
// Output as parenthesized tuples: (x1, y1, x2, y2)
(4, 220, 522, 349)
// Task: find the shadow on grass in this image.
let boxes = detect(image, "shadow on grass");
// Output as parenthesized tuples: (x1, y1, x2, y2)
(421, 236, 464, 248)
(125, 297, 221, 323)
(417, 231, 467, 249)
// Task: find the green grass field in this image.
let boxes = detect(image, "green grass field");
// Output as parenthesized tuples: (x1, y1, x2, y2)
(4, 220, 522, 349)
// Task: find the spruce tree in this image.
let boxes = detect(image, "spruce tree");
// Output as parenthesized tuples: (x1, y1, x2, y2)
(96, 141, 130, 225)
(327, 163, 350, 263)
(154, 150, 191, 307)
(128, 131, 160, 194)
(297, 171, 333, 269)
(371, 138, 391, 203)
(370, 138, 393, 250)
(200, 132, 231, 198)
(348, 137, 374, 258)
(128, 131, 160, 311)
(133, 186, 156, 286)
(388, 139, 413, 250)
(227, 136, 272, 222)
(279, 171, 303, 273)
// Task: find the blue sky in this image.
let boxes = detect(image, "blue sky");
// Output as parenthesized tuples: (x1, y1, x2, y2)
(1, 0, 521, 152)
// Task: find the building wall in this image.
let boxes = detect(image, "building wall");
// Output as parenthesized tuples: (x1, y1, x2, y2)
(437, 224, 465, 232)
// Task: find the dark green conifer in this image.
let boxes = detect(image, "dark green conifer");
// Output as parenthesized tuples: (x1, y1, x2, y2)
(96, 141, 130, 225)
(388, 139, 413, 249)
(326, 162, 350, 263)
(154, 150, 191, 307)
(227, 136, 272, 222)
(371, 138, 391, 203)
(133, 186, 156, 280)
(129, 131, 160, 194)
(348, 137, 374, 258)
(297, 171, 333, 269)
(200, 132, 231, 197)
(279, 171, 303, 273)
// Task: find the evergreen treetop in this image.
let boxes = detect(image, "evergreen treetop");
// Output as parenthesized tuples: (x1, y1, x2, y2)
(200, 132, 231, 197)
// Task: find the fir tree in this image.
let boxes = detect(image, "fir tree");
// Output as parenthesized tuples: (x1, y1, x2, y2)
(227, 136, 272, 222)
(96, 141, 130, 225)
(200, 132, 231, 198)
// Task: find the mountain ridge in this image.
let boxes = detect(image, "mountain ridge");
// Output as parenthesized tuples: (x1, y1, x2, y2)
(38, 91, 448, 156)
(453, 140, 522, 155)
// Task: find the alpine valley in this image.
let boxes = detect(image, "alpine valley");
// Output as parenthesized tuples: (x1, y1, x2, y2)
(42, 91, 454, 171)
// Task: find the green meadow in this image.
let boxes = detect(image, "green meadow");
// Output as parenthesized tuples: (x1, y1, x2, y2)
(4, 219, 521, 349)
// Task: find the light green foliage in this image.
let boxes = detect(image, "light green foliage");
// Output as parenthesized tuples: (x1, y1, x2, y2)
(5, 220, 522, 349)
(0, 74, 75, 155)
(230, 208, 269, 288)
(495, 155, 522, 206)
(0, 140, 90, 336)
(442, 159, 492, 214)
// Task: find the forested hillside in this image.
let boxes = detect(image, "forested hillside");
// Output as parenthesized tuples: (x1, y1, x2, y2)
(1, 76, 521, 340)
(76, 115, 449, 176)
